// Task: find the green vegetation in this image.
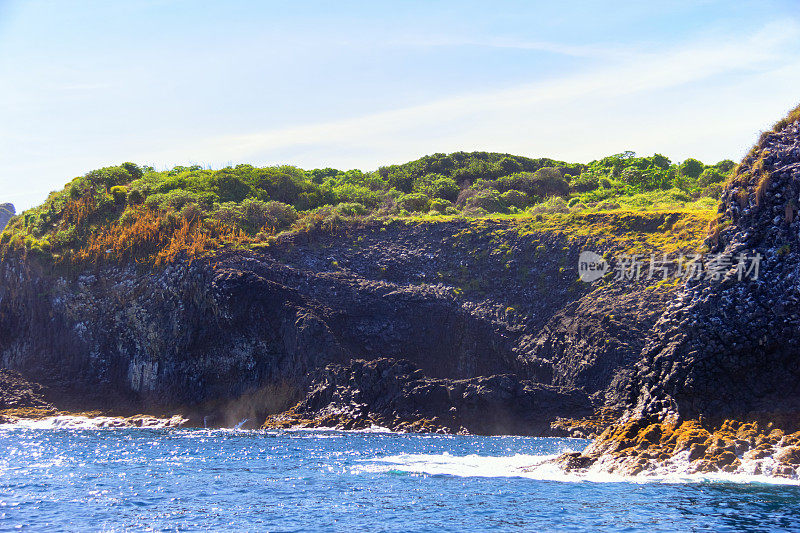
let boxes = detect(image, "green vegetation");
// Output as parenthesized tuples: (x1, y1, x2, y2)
(0, 150, 728, 265)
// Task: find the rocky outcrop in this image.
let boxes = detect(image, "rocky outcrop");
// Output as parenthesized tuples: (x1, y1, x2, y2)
(0, 369, 55, 424)
(0, 203, 14, 233)
(262, 358, 593, 435)
(0, 369, 53, 411)
(556, 417, 800, 479)
(621, 112, 800, 422)
(556, 107, 800, 477)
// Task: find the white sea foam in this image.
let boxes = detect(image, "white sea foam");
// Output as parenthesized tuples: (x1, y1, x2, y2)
(0, 414, 187, 429)
(356, 452, 800, 485)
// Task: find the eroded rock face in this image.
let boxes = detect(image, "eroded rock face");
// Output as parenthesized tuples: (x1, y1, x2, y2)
(0, 217, 692, 428)
(553, 110, 800, 478)
(622, 117, 800, 422)
(263, 358, 593, 435)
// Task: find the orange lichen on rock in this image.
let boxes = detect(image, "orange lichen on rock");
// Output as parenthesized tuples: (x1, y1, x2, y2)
(557, 417, 800, 479)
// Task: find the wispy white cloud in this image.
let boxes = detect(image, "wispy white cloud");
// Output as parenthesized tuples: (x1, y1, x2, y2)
(59, 82, 114, 92)
(383, 34, 634, 60)
(142, 20, 799, 167)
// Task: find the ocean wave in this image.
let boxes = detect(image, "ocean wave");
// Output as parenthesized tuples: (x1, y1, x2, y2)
(356, 452, 800, 485)
(0, 414, 188, 430)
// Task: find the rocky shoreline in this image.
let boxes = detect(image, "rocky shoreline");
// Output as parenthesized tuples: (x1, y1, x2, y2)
(261, 357, 594, 435)
(0, 369, 188, 428)
(3, 109, 800, 479)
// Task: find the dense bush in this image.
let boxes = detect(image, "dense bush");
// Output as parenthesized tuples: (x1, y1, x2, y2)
(3, 149, 731, 263)
(397, 193, 431, 212)
(430, 198, 453, 213)
(499, 190, 529, 208)
(430, 177, 459, 202)
(680, 158, 705, 179)
(465, 190, 504, 213)
(110, 186, 128, 203)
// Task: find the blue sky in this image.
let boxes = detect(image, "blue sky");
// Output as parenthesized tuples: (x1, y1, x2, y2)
(2, 0, 800, 211)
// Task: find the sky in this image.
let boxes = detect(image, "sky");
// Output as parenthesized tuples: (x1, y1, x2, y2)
(1, 1, 800, 211)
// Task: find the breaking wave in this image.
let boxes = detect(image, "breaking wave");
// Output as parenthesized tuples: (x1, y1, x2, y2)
(0, 414, 187, 429)
(357, 451, 800, 485)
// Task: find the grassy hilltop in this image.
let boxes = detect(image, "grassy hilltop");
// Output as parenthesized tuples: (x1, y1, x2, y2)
(0, 151, 730, 266)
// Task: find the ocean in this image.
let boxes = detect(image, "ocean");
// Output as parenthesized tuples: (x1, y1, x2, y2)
(2, 419, 800, 532)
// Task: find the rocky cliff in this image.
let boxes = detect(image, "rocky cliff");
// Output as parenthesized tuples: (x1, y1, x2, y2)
(0, 213, 707, 431)
(622, 110, 800, 422)
(558, 107, 800, 478)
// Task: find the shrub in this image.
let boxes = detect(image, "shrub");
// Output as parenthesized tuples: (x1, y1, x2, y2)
(495, 168, 569, 198)
(431, 177, 459, 202)
(121, 162, 143, 181)
(334, 202, 368, 216)
(243, 199, 298, 233)
(110, 186, 128, 203)
(146, 189, 205, 211)
(701, 183, 724, 200)
(333, 183, 381, 207)
(532, 167, 569, 196)
(465, 190, 504, 213)
(499, 157, 523, 174)
(499, 190, 529, 208)
(214, 174, 251, 203)
(571, 174, 599, 193)
(212, 202, 239, 226)
(387, 169, 413, 193)
(51, 225, 79, 248)
(456, 188, 479, 206)
(397, 193, 431, 212)
(127, 189, 144, 205)
(180, 202, 205, 221)
(95, 194, 116, 217)
(430, 198, 453, 213)
(680, 158, 704, 179)
(529, 197, 569, 214)
(715, 159, 736, 173)
(596, 201, 622, 210)
(698, 168, 727, 187)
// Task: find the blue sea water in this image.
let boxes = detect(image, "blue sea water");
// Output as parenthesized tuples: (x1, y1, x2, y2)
(2, 423, 800, 532)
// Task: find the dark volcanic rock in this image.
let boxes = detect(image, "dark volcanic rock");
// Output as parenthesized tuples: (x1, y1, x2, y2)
(0, 217, 689, 427)
(264, 358, 593, 435)
(620, 113, 800, 422)
(0, 369, 53, 411)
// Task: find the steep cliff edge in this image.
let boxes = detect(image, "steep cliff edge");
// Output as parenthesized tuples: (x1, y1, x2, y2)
(0, 212, 708, 431)
(560, 106, 800, 478)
